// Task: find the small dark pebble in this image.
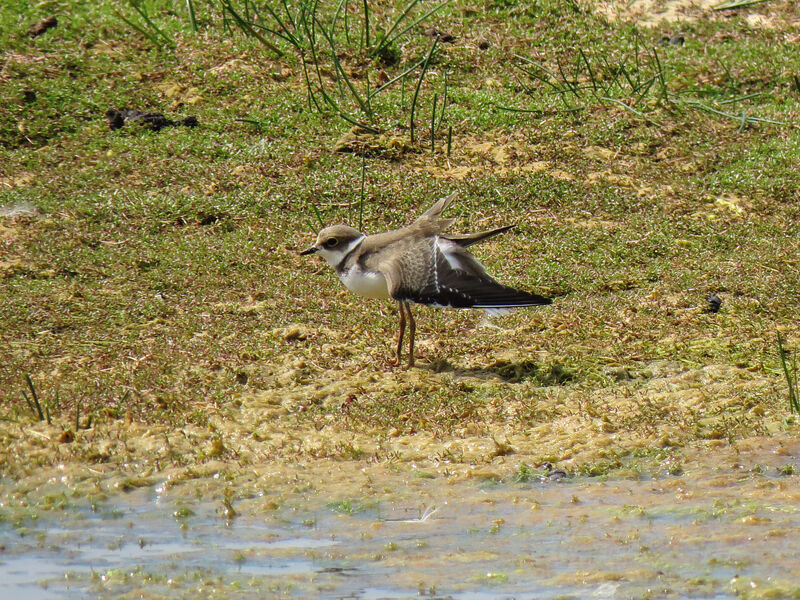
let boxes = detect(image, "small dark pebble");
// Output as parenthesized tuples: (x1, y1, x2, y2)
(23, 90, 37, 104)
(235, 372, 248, 385)
(318, 566, 359, 575)
(476, 38, 490, 50)
(706, 293, 722, 313)
(541, 462, 569, 481)
(106, 109, 198, 131)
(29, 16, 57, 38)
(423, 27, 455, 43)
(658, 33, 685, 46)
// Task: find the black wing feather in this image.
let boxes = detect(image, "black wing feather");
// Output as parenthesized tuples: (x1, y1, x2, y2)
(394, 243, 551, 308)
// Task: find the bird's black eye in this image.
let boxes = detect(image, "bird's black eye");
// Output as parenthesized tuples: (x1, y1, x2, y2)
(324, 238, 339, 248)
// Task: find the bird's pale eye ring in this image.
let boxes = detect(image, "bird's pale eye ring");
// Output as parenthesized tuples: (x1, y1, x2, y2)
(324, 238, 339, 248)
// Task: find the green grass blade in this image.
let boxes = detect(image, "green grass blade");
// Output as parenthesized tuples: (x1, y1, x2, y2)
(358, 154, 366, 230)
(447, 124, 452, 157)
(379, 1, 448, 52)
(222, 0, 284, 56)
(115, 11, 164, 48)
(436, 71, 448, 131)
(362, 0, 369, 51)
(129, 0, 177, 48)
(315, 13, 373, 120)
(600, 96, 661, 125)
(777, 331, 800, 414)
(262, 2, 301, 49)
(650, 45, 670, 105)
(430, 92, 437, 152)
(370, 0, 419, 55)
(24, 374, 45, 421)
(682, 100, 787, 126)
(186, 0, 198, 32)
(21, 389, 36, 419)
(410, 36, 439, 144)
(578, 48, 600, 99)
(311, 203, 325, 227)
(330, 0, 346, 37)
(718, 92, 763, 105)
(369, 54, 428, 99)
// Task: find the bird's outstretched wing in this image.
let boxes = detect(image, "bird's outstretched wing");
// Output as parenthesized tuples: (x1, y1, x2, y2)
(381, 236, 551, 309)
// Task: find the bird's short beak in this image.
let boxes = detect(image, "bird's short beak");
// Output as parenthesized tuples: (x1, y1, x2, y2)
(299, 246, 318, 256)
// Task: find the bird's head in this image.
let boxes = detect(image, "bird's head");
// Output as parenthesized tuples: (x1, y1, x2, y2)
(300, 225, 365, 267)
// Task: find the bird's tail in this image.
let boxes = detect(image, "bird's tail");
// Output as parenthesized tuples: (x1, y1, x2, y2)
(443, 224, 516, 248)
(418, 192, 458, 221)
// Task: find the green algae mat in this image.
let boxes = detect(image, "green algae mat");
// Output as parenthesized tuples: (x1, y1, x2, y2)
(2, 1, 800, 597)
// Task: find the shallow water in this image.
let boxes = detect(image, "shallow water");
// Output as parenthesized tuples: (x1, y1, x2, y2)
(2, 451, 800, 600)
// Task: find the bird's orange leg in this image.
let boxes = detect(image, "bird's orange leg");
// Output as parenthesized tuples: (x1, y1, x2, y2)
(406, 303, 416, 368)
(395, 301, 406, 366)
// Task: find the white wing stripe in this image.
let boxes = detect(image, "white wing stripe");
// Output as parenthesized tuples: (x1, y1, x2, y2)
(433, 236, 441, 293)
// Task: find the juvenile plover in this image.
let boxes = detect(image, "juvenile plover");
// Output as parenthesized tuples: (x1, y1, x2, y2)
(300, 193, 551, 367)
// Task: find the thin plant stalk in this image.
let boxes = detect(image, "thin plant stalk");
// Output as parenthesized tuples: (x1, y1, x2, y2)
(23, 374, 46, 422)
(186, 0, 198, 32)
(129, 0, 176, 48)
(600, 96, 661, 125)
(777, 331, 799, 415)
(359, 154, 366, 231)
(371, 0, 449, 58)
(362, 0, 369, 51)
(344, 0, 351, 45)
(370, 0, 419, 56)
(311, 204, 325, 228)
(314, 13, 373, 120)
(578, 48, 600, 99)
(681, 100, 786, 126)
(222, 0, 283, 56)
(430, 93, 437, 152)
(435, 71, 448, 131)
(116, 11, 167, 48)
(330, 0, 346, 37)
(446, 124, 452, 157)
(650, 46, 669, 105)
(410, 37, 439, 144)
(369, 53, 429, 99)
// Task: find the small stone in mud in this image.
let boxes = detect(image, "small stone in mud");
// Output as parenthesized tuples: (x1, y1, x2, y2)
(658, 33, 685, 47)
(706, 293, 722, 313)
(423, 28, 455, 43)
(58, 429, 75, 443)
(282, 324, 309, 341)
(29, 17, 57, 38)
